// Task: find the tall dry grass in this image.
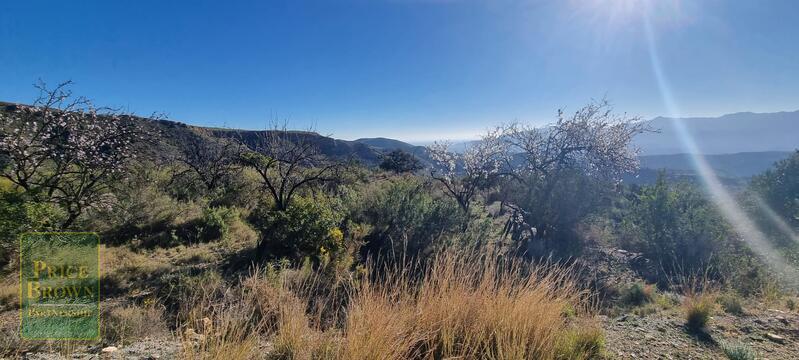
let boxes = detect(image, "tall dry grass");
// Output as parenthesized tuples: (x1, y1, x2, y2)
(179, 250, 596, 360)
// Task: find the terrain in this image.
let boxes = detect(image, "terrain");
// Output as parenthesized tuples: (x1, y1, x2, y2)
(1, 96, 798, 359)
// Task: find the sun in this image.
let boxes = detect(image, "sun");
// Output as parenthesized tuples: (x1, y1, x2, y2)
(571, 0, 685, 30)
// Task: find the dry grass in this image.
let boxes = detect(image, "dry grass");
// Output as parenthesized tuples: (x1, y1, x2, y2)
(371, 251, 584, 359)
(0, 276, 18, 310)
(102, 304, 169, 345)
(177, 250, 592, 360)
(179, 276, 265, 360)
(675, 274, 718, 333)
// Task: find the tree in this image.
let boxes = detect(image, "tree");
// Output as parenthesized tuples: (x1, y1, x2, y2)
(238, 127, 342, 212)
(171, 133, 244, 195)
(379, 149, 422, 173)
(237, 126, 343, 260)
(500, 100, 648, 256)
(0, 81, 149, 228)
(427, 128, 509, 214)
(749, 150, 799, 229)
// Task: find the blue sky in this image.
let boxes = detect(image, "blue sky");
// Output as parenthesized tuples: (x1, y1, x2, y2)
(1, 0, 798, 142)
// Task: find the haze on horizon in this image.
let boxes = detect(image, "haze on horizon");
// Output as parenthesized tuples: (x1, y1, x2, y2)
(1, 0, 798, 142)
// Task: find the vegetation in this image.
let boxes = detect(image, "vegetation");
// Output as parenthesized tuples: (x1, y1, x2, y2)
(721, 342, 757, 360)
(1, 83, 798, 358)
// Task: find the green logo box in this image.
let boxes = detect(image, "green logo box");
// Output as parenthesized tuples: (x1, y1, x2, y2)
(20, 232, 100, 340)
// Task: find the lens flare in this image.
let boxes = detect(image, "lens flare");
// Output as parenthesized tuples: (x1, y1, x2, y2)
(642, 13, 799, 287)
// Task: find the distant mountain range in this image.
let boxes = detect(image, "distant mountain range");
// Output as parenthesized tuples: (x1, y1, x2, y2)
(635, 110, 799, 155)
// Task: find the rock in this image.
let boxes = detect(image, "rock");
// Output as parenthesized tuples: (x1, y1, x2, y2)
(776, 316, 789, 325)
(101, 346, 118, 353)
(765, 333, 786, 344)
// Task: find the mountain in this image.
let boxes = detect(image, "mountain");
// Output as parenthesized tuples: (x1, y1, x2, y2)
(635, 110, 799, 155)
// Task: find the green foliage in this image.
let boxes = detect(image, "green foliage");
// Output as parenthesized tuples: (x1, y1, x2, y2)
(721, 341, 756, 360)
(749, 150, 799, 231)
(0, 188, 67, 269)
(620, 282, 655, 306)
(503, 169, 614, 259)
(618, 175, 764, 292)
(350, 177, 468, 259)
(718, 293, 745, 315)
(250, 196, 344, 262)
(555, 324, 606, 360)
(198, 206, 236, 242)
(379, 149, 422, 173)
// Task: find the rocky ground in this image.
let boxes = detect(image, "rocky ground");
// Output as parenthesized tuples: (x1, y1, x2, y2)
(3, 245, 798, 359)
(603, 305, 799, 359)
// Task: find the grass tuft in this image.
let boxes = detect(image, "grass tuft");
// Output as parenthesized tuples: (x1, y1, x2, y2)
(721, 341, 756, 360)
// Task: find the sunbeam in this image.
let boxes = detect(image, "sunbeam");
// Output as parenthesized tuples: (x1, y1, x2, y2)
(642, 13, 799, 287)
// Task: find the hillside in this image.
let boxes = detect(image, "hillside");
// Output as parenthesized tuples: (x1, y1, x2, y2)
(639, 151, 795, 178)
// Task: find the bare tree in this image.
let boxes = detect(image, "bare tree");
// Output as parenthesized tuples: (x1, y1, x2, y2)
(238, 125, 341, 211)
(171, 133, 244, 194)
(0, 81, 149, 228)
(427, 128, 509, 214)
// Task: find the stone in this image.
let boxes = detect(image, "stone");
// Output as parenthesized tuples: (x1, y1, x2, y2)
(101, 346, 118, 353)
(765, 333, 786, 344)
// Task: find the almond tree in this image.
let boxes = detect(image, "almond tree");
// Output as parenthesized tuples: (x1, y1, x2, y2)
(427, 128, 509, 215)
(501, 100, 649, 256)
(0, 81, 149, 228)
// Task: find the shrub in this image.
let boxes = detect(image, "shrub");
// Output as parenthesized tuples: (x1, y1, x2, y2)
(621, 282, 655, 306)
(787, 297, 796, 311)
(249, 196, 344, 262)
(198, 206, 236, 242)
(379, 149, 422, 173)
(619, 175, 764, 291)
(684, 293, 715, 332)
(0, 189, 67, 268)
(718, 293, 745, 315)
(721, 341, 756, 360)
(351, 177, 467, 260)
(555, 322, 606, 360)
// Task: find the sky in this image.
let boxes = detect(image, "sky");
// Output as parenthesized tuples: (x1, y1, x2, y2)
(1, 0, 798, 142)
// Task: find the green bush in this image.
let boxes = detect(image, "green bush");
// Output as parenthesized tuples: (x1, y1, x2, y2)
(619, 175, 765, 291)
(0, 188, 67, 269)
(555, 323, 606, 360)
(718, 293, 745, 315)
(501, 169, 613, 259)
(621, 282, 655, 306)
(721, 341, 756, 360)
(249, 196, 344, 262)
(349, 177, 467, 260)
(199, 206, 236, 242)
